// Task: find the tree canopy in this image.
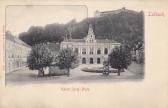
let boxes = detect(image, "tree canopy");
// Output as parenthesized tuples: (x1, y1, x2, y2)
(108, 45, 132, 75)
(57, 48, 78, 76)
(19, 10, 144, 49)
(27, 43, 53, 76)
(19, 24, 64, 46)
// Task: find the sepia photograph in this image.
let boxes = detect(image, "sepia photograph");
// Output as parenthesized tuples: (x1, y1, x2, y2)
(1, 1, 168, 108)
(5, 5, 144, 85)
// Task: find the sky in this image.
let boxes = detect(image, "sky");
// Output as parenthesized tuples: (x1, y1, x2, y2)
(6, 3, 143, 37)
(6, 5, 88, 36)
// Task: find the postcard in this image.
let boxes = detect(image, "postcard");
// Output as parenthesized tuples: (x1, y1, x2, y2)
(0, 0, 168, 108)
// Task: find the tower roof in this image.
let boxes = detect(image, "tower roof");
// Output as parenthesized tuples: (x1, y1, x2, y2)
(87, 24, 95, 36)
(85, 23, 96, 43)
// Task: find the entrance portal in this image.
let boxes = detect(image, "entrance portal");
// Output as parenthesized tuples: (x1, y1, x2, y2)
(90, 58, 93, 64)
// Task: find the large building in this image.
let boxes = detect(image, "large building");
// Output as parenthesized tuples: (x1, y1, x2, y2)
(5, 31, 31, 73)
(94, 7, 140, 17)
(60, 24, 120, 65)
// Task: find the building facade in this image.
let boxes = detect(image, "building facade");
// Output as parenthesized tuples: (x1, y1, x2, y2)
(94, 7, 141, 17)
(94, 7, 127, 17)
(60, 24, 120, 65)
(5, 31, 31, 73)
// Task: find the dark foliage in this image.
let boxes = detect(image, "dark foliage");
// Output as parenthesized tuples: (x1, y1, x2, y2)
(57, 48, 78, 76)
(19, 25, 64, 46)
(108, 45, 132, 75)
(19, 10, 144, 48)
(27, 43, 53, 74)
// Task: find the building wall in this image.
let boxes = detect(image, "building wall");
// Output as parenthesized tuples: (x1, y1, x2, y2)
(6, 38, 31, 73)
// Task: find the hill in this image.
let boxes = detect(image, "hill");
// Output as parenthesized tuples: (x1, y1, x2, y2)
(18, 8, 144, 48)
(70, 10, 144, 48)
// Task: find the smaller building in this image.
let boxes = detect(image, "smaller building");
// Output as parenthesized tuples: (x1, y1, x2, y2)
(5, 31, 31, 73)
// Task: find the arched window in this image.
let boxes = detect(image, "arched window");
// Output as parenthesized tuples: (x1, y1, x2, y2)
(97, 58, 101, 64)
(74, 48, 78, 54)
(90, 58, 93, 64)
(104, 48, 108, 55)
(82, 48, 86, 54)
(97, 48, 101, 54)
(82, 58, 86, 64)
(90, 48, 94, 54)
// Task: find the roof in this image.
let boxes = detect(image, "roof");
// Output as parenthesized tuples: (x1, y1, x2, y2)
(6, 32, 15, 42)
(63, 39, 85, 43)
(101, 9, 125, 14)
(6, 32, 31, 48)
(62, 38, 119, 43)
(96, 39, 118, 43)
(100, 8, 140, 15)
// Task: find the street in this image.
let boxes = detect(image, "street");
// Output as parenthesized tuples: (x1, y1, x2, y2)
(6, 63, 144, 85)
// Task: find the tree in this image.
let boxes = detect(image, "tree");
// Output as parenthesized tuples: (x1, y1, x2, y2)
(57, 48, 78, 76)
(19, 25, 65, 46)
(108, 45, 132, 76)
(44, 23, 65, 43)
(27, 43, 53, 76)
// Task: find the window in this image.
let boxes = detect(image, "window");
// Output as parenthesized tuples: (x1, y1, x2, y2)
(90, 48, 94, 54)
(17, 61, 19, 68)
(90, 58, 93, 64)
(104, 48, 108, 55)
(12, 54, 14, 58)
(82, 58, 86, 64)
(90, 39, 93, 43)
(74, 48, 78, 54)
(82, 48, 86, 54)
(97, 48, 101, 54)
(97, 58, 101, 64)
